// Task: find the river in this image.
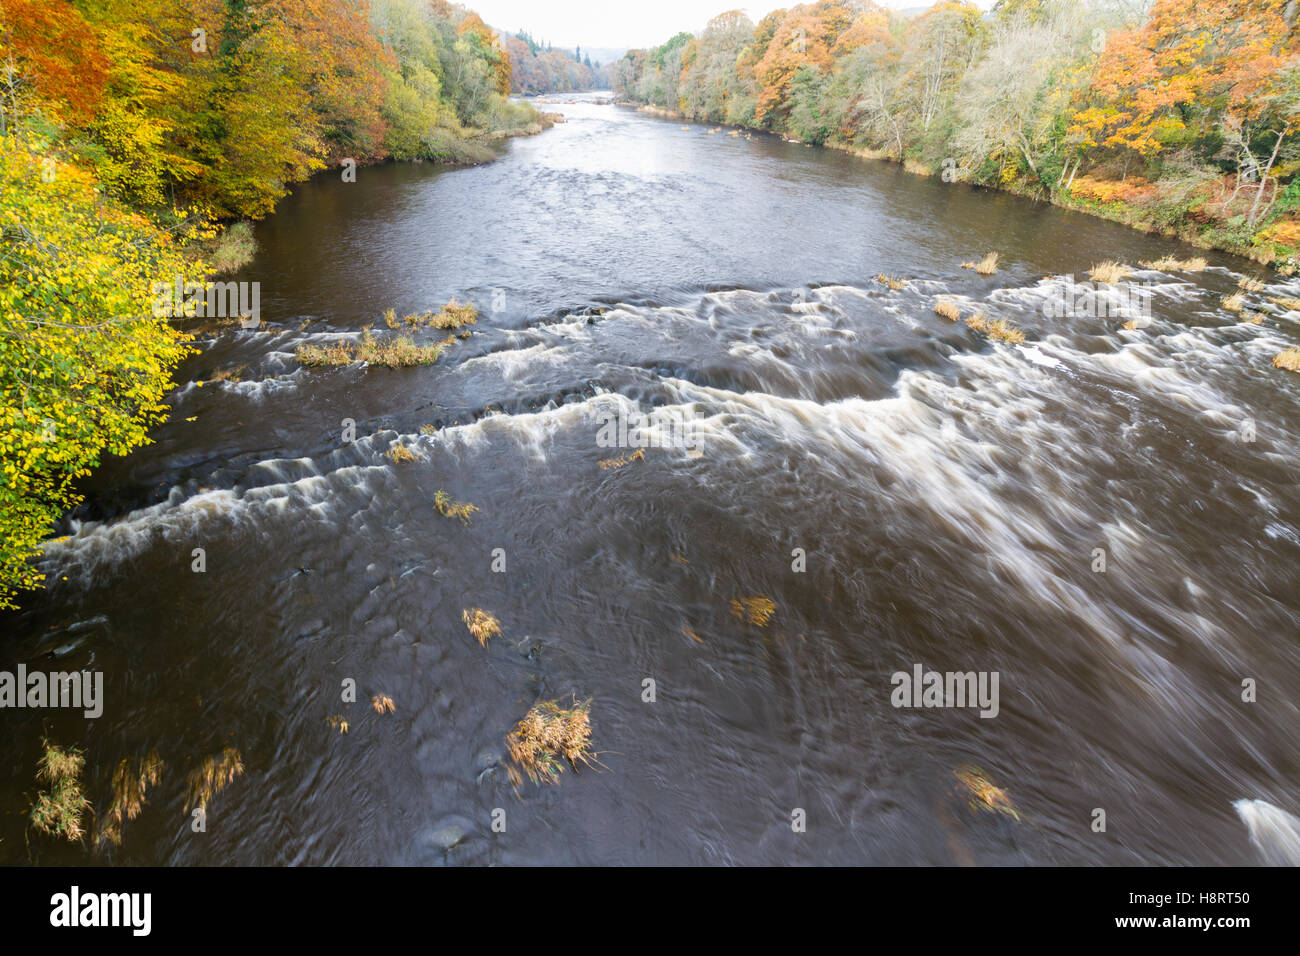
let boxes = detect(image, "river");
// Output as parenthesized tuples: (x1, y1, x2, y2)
(4, 93, 1299, 865)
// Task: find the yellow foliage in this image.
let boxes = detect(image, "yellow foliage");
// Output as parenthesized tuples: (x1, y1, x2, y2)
(0, 138, 202, 608)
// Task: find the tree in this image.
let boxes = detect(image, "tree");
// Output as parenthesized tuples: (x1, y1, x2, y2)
(0, 127, 204, 608)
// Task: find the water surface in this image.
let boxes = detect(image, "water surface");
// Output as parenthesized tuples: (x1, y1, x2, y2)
(4, 95, 1299, 865)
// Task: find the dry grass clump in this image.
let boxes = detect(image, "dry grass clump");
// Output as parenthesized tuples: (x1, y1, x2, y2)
(1269, 296, 1300, 312)
(429, 298, 479, 329)
(206, 365, 245, 384)
(97, 750, 164, 846)
(387, 444, 418, 464)
(184, 746, 243, 811)
(1140, 255, 1208, 272)
(462, 607, 502, 647)
(961, 252, 999, 275)
(1089, 260, 1132, 283)
(598, 448, 645, 470)
(730, 595, 776, 627)
(297, 330, 442, 368)
(435, 490, 479, 524)
(326, 715, 350, 735)
(505, 697, 596, 787)
(372, 694, 396, 714)
(965, 314, 1026, 344)
(934, 299, 962, 321)
(1221, 293, 1245, 312)
(1238, 275, 1266, 293)
(874, 273, 907, 291)
(954, 766, 1020, 821)
(1273, 347, 1300, 371)
(30, 740, 91, 842)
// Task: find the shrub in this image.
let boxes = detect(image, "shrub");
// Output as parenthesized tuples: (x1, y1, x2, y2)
(206, 222, 257, 274)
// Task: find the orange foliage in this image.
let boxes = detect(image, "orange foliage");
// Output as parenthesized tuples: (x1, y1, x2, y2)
(1073, 0, 1300, 157)
(1069, 175, 1159, 204)
(458, 11, 511, 96)
(0, 0, 110, 120)
(755, 1, 865, 125)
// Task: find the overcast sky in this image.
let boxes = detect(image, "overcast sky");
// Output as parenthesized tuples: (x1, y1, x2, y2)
(469, 1, 992, 51)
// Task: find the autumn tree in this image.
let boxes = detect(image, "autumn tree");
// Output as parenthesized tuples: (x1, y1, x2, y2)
(754, 1, 861, 127)
(1072, 0, 1300, 225)
(679, 11, 756, 123)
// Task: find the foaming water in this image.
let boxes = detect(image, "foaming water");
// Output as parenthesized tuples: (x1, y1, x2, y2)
(3, 95, 1298, 866)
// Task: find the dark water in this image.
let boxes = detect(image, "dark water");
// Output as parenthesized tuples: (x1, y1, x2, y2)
(5, 95, 1300, 865)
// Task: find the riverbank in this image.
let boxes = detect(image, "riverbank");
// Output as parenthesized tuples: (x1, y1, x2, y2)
(630, 103, 1294, 270)
(615, 4, 1300, 272)
(206, 108, 563, 275)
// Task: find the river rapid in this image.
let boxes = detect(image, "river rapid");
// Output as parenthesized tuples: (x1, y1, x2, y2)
(3, 93, 1299, 865)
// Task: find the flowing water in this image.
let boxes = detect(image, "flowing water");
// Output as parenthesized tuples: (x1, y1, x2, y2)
(4, 94, 1300, 865)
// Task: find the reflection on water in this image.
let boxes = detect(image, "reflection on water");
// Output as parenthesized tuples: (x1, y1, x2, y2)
(3, 94, 1299, 865)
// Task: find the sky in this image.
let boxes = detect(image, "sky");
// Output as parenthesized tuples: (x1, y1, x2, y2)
(468, 0, 992, 52)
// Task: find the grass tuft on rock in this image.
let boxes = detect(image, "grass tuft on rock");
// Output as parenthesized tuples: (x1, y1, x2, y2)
(505, 697, 596, 787)
(965, 313, 1026, 344)
(183, 747, 243, 812)
(1141, 255, 1207, 272)
(961, 252, 999, 275)
(934, 299, 962, 321)
(729, 595, 776, 627)
(98, 750, 164, 846)
(297, 330, 442, 368)
(1273, 347, 1300, 371)
(30, 740, 91, 842)
(435, 490, 479, 524)
(954, 765, 1020, 821)
(462, 607, 501, 646)
(1089, 260, 1131, 283)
